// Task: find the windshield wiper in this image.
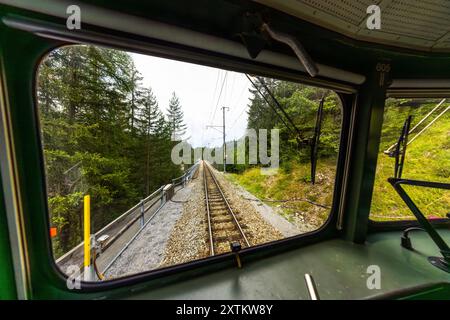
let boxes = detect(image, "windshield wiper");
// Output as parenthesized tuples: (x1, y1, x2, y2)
(392, 116, 412, 179)
(310, 97, 325, 185)
(245, 74, 326, 184)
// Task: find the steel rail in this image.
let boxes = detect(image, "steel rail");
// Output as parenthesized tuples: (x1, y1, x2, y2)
(204, 162, 250, 249)
(203, 162, 215, 256)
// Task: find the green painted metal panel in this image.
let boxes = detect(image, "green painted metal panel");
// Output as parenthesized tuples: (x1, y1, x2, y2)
(0, 1, 448, 300)
(123, 231, 450, 300)
(0, 179, 17, 299)
(343, 66, 390, 243)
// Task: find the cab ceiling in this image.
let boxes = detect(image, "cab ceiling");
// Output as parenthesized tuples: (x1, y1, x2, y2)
(255, 0, 450, 53)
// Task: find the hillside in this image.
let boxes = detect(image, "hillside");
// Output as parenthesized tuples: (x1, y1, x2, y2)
(228, 98, 449, 227)
(227, 159, 337, 230)
(371, 101, 450, 221)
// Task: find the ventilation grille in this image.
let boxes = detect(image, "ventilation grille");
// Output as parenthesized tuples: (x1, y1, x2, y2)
(299, 0, 381, 25)
(382, 1, 450, 41)
(255, 0, 450, 51)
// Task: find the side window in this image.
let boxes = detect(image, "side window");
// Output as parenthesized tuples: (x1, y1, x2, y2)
(37, 45, 343, 281)
(370, 98, 450, 221)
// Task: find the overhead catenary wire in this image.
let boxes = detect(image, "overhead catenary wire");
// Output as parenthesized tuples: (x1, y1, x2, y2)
(246, 74, 327, 142)
(385, 98, 447, 154)
(208, 70, 221, 119)
(211, 70, 220, 105)
(229, 79, 251, 130)
(203, 70, 222, 145)
(256, 76, 307, 141)
(230, 104, 248, 130)
(227, 72, 236, 106)
(245, 74, 298, 138)
(210, 71, 228, 123)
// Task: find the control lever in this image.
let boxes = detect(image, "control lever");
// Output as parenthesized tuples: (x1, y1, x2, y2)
(401, 227, 425, 250)
(304, 274, 320, 300)
(230, 242, 242, 268)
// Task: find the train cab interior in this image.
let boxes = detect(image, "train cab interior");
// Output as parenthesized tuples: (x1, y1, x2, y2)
(0, 0, 449, 300)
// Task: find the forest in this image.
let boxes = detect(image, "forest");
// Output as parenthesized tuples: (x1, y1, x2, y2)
(38, 45, 187, 257)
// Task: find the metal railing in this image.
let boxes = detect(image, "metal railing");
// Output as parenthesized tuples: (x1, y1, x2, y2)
(172, 161, 200, 188)
(102, 161, 200, 274)
(56, 162, 200, 272)
(101, 186, 167, 274)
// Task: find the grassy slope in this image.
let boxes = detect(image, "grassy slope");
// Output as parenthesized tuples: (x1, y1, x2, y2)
(371, 112, 450, 221)
(227, 110, 449, 224)
(227, 159, 337, 229)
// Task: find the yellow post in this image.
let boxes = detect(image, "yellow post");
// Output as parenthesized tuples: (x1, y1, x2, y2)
(83, 195, 91, 269)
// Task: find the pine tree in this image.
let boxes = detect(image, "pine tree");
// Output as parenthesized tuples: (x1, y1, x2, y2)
(167, 92, 187, 141)
(127, 64, 145, 134)
(139, 87, 164, 194)
(138, 88, 161, 136)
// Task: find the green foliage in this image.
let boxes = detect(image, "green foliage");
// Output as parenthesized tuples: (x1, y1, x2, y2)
(227, 159, 337, 228)
(48, 192, 84, 257)
(228, 77, 341, 174)
(38, 45, 185, 257)
(226, 79, 342, 228)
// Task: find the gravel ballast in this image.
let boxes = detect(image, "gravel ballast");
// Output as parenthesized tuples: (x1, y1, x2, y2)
(105, 162, 300, 278)
(211, 167, 284, 246)
(230, 182, 303, 236)
(162, 162, 290, 267)
(104, 181, 195, 279)
(160, 165, 209, 267)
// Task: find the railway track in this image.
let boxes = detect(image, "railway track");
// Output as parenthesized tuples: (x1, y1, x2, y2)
(203, 161, 250, 255)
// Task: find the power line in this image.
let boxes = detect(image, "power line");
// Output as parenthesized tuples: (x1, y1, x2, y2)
(229, 80, 251, 130)
(203, 70, 221, 146)
(206, 70, 221, 126)
(231, 80, 248, 110)
(230, 104, 248, 130)
(211, 71, 228, 123)
(227, 73, 236, 106)
(245, 74, 309, 144)
(257, 76, 305, 140)
(245, 74, 293, 135)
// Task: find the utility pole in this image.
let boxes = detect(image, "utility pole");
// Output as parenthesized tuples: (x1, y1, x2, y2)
(222, 106, 229, 173)
(206, 107, 229, 173)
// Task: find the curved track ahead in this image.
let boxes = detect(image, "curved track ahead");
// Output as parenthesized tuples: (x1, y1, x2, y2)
(203, 161, 250, 255)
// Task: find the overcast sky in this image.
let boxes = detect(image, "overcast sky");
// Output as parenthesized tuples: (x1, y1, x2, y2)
(131, 53, 252, 148)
